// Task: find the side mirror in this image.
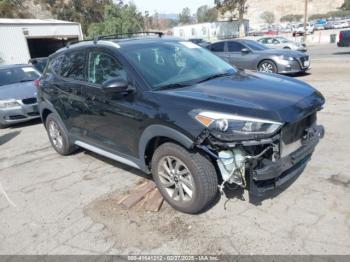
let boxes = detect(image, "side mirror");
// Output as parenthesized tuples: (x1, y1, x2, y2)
(102, 78, 133, 94)
(241, 48, 250, 54)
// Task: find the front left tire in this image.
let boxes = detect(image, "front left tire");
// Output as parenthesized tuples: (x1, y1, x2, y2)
(151, 142, 218, 214)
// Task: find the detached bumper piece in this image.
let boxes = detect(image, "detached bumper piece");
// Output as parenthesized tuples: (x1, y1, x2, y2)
(249, 125, 324, 197)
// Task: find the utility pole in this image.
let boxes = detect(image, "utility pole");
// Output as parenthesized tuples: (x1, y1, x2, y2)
(303, 0, 308, 43)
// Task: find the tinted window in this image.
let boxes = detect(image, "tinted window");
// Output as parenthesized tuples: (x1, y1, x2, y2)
(88, 51, 126, 85)
(243, 40, 268, 51)
(227, 41, 245, 52)
(210, 42, 225, 52)
(0, 67, 40, 86)
(61, 51, 85, 81)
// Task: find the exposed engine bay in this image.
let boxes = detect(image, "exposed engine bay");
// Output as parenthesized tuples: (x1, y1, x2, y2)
(195, 112, 325, 196)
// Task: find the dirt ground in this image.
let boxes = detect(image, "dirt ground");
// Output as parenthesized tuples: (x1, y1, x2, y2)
(0, 44, 350, 255)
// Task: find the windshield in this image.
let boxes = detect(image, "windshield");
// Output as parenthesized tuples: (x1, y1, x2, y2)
(244, 40, 268, 51)
(276, 37, 290, 43)
(123, 41, 235, 90)
(0, 66, 40, 86)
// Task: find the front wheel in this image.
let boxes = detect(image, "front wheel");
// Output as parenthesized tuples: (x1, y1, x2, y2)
(258, 60, 278, 74)
(151, 142, 218, 214)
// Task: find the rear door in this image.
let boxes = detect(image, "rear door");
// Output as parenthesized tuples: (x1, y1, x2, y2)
(208, 42, 227, 61)
(41, 50, 87, 137)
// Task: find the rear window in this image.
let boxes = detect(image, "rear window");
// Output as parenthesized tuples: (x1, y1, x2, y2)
(0, 67, 40, 87)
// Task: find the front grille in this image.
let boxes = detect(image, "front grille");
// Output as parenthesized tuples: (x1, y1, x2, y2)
(300, 56, 309, 63)
(22, 97, 37, 105)
(282, 113, 316, 144)
(9, 115, 26, 120)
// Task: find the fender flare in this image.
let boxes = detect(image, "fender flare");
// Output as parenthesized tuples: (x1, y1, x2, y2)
(138, 124, 194, 168)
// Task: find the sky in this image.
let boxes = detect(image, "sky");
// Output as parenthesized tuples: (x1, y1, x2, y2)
(129, 0, 215, 14)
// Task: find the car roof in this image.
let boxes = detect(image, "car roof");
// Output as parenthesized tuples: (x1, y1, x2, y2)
(0, 64, 32, 70)
(53, 36, 183, 56)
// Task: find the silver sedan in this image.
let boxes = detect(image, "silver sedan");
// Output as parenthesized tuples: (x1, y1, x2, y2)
(207, 39, 310, 74)
(0, 64, 41, 128)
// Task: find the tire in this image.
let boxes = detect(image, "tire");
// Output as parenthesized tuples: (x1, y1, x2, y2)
(45, 113, 76, 155)
(258, 60, 278, 74)
(151, 142, 218, 214)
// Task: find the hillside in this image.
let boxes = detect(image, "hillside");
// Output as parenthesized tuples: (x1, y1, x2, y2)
(246, 0, 345, 24)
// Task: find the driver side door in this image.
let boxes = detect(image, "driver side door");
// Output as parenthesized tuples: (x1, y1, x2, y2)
(80, 48, 141, 157)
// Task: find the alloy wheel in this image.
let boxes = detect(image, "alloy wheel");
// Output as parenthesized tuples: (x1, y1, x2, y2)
(157, 156, 195, 202)
(259, 62, 275, 73)
(48, 120, 63, 150)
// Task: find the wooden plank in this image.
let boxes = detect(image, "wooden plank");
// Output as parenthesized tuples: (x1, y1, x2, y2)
(144, 188, 164, 212)
(120, 181, 156, 209)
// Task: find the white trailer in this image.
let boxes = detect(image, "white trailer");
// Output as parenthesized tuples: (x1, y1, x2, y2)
(0, 19, 83, 65)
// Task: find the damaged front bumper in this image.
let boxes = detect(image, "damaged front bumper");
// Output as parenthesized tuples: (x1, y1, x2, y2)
(250, 125, 324, 197)
(198, 123, 325, 198)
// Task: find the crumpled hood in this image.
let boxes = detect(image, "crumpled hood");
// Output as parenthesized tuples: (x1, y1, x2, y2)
(161, 70, 324, 123)
(0, 81, 37, 100)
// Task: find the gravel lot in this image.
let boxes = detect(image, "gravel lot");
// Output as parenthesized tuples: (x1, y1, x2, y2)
(0, 44, 350, 255)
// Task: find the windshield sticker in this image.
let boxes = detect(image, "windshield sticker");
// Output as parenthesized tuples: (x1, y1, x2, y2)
(179, 41, 200, 49)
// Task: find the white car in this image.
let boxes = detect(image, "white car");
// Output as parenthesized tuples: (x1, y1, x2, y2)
(258, 36, 307, 52)
(293, 23, 314, 36)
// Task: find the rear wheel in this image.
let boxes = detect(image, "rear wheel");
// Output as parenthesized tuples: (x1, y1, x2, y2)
(258, 60, 278, 74)
(151, 142, 218, 214)
(46, 114, 76, 155)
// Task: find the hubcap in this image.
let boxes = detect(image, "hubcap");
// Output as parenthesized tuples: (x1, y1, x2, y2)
(157, 156, 194, 202)
(48, 121, 63, 149)
(259, 62, 274, 73)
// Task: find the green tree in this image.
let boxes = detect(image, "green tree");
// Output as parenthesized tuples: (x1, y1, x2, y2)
(87, 2, 144, 37)
(280, 14, 303, 22)
(260, 11, 275, 24)
(0, 0, 32, 18)
(215, 0, 247, 22)
(196, 5, 218, 23)
(178, 7, 192, 25)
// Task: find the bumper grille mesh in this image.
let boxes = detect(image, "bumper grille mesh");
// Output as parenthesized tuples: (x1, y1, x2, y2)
(22, 97, 37, 105)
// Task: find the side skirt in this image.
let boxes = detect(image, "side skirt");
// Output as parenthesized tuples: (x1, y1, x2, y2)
(74, 140, 142, 170)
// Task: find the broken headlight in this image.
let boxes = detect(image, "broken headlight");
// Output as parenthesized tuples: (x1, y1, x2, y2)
(194, 111, 282, 139)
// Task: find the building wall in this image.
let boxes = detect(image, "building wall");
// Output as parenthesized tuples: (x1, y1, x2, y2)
(173, 21, 249, 41)
(0, 23, 83, 65)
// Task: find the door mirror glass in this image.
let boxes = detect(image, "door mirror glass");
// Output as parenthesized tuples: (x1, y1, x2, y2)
(102, 78, 129, 93)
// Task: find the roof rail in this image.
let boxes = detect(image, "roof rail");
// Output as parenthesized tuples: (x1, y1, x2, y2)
(95, 31, 164, 41)
(65, 31, 164, 48)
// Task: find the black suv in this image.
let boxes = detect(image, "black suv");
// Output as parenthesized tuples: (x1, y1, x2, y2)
(37, 33, 325, 214)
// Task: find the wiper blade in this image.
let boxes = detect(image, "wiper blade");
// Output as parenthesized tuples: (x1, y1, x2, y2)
(196, 72, 232, 84)
(154, 82, 192, 91)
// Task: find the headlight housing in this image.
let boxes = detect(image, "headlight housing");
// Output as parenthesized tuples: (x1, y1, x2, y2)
(193, 111, 282, 140)
(0, 100, 21, 109)
(278, 55, 295, 61)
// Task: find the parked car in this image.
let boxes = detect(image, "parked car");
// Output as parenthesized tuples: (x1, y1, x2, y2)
(0, 64, 41, 128)
(257, 36, 307, 52)
(338, 30, 350, 47)
(207, 39, 310, 74)
(324, 21, 335, 30)
(37, 34, 325, 214)
(293, 23, 314, 36)
(189, 38, 210, 47)
(28, 57, 48, 73)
